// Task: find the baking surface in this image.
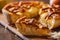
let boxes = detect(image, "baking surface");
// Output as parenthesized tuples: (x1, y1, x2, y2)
(0, 24, 21, 40)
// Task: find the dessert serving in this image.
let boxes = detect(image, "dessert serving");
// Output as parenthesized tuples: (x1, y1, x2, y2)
(2, 1, 60, 36)
(2, 1, 48, 24)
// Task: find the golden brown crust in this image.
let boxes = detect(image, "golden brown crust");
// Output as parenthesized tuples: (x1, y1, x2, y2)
(2, 1, 49, 24)
(16, 16, 40, 28)
(39, 5, 60, 29)
(16, 16, 51, 36)
(4, 1, 40, 13)
(39, 5, 60, 20)
(3, 1, 49, 14)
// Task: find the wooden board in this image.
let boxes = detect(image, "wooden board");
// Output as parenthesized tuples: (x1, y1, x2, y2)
(0, 24, 22, 40)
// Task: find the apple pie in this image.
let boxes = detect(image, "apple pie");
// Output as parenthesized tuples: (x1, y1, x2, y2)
(3, 1, 60, 36)
(2, 1, 48, 25)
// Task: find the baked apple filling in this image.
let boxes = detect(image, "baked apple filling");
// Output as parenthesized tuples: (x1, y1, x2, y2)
(2, 1, 48, 24)
(39, 5, 60, 29)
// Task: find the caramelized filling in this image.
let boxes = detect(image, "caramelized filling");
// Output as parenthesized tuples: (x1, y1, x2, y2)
(18, 16, 40, 27)
(40, 5, 60, 20)
(6, 1, 41, 13)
